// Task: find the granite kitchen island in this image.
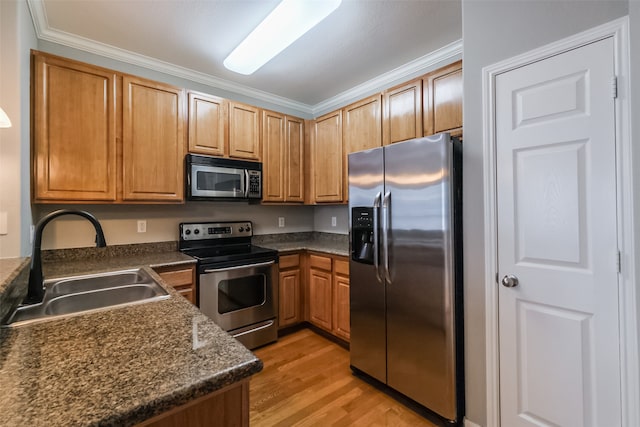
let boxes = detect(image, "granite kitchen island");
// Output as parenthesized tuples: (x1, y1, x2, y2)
(0, 253, 261, 427)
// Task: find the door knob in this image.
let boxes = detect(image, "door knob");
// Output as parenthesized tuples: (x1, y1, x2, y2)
(501, 275, 519, 288)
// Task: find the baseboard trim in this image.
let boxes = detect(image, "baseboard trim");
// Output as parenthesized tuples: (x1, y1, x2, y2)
(464, 419, 482, 427)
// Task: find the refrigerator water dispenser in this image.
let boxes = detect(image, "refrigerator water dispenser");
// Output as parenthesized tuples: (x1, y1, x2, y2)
(351, 207, 374, 264)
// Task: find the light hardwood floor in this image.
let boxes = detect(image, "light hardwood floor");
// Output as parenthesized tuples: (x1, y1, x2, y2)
(250, 329, 438, 427)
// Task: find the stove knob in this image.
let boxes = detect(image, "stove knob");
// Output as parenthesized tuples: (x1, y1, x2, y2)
(246, 226, 251, 232)
(194, 229, 200, 235)
(185, 229, 191, 235)
(239, 227, 244, 232)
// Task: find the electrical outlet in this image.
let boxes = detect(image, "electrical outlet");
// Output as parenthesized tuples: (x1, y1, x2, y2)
(278, 217, 285, 228)
(331, 216, 337, 227)
(137, 220, 147, 233)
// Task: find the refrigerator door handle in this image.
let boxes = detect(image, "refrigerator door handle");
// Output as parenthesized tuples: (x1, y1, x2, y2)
(373, 192, 382, 284)
(382, 191, 391, 284)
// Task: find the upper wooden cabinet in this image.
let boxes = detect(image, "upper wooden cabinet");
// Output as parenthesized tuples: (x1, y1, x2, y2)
(229, 101, 261, 161)
(342, 94, 382, 200)
(263, 111, 305, 203)
(32, 53, 118, 202)
(343, 94, 382, 154)
(382, 79, 423, 146)
(423, 60, 463, 137)
(122, 76, 185, 202)
(262, 110, 286, 202)
(310, 111, 343, 203)
(32, 51, 185, 204)
(187, 91, 228, 156)
(284, 116, 305, 203)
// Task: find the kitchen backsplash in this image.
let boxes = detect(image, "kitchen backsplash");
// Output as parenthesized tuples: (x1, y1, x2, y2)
(32, 204, 348, 250)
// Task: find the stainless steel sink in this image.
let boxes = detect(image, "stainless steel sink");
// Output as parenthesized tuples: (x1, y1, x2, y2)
(3, 268, 170, 327)
(49, 269, 155, 295)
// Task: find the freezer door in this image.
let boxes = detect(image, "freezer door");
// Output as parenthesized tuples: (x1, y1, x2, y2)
(348, 147, 386, 383)
(384, 134, 458, 420)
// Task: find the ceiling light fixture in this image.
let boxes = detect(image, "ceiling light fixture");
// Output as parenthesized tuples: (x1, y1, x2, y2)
(0, 107, 12, 128)
(224, 0, 342, 75)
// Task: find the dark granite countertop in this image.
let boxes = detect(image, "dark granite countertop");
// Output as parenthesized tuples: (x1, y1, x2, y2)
(0, 246, 260, 427)
(254, 232, 349, 257)
(0, 234, 347, 426)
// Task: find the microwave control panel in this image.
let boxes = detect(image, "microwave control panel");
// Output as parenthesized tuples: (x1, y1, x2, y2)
(247, 170, 262, 198)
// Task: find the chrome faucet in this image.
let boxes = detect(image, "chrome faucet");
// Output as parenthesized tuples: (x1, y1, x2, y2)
(25, 209, 107, 304)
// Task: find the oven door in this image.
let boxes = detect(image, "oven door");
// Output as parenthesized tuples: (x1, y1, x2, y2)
(190, 164, 247, 199)
(198, 260, 277, 332)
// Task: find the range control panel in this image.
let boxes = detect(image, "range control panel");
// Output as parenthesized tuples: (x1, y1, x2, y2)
(180, 221, 253, 241)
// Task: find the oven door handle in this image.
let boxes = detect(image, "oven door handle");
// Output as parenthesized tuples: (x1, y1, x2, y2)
(204, 260, 275, 273)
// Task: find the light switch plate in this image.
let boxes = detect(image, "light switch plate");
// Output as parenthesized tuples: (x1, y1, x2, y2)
(331, 216, 337, 227)
(278, 217, 285, 228)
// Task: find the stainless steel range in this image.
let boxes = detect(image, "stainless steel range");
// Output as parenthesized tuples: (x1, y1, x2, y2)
(179, 221, 279, 349)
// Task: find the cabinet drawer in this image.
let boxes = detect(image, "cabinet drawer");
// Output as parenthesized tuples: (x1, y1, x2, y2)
(279, 254, 300, 269)
(309, 254, 332, 271)
(334, 258, 349, 276)
(158, 268, 193, 286)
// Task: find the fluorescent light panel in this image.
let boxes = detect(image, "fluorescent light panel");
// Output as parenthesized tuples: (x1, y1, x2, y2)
(224, 0, 342, 75)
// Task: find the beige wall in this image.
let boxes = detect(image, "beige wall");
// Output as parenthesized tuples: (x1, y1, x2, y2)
(34, 204, 315, 250)
(313, 205, 348, 234)
(0, 0, 36, 259)
(33, 203, 353, 250)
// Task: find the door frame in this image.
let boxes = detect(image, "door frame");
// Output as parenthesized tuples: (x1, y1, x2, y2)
(482, 17, 637, 427)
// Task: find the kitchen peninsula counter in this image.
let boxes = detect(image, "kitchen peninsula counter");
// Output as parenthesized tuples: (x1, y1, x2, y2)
(0, 244, 261, 427)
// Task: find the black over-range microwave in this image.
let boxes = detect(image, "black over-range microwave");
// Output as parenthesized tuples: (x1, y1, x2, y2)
(186, 154, 262, 202)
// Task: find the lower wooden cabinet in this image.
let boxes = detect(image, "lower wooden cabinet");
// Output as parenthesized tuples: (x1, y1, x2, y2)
(308, 254, 333, 331)
(153, 264, 196, 304)
(276, 251, 350, 342)
(332, 258, 351, 341)
(136, 379, 249, 427)
(278, 253, 302, 328)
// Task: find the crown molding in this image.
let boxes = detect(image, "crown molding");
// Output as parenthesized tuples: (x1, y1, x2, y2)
(312, 39, 463, 116)
(27, 0, 462, 118)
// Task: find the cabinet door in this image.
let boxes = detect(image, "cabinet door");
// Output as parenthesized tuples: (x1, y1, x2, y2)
(122, 76, 185, 202)
(342, 94, 382, 199)
(279, 268, 301, 327)
(382, 79, 423, 146)
(309, 267, 333, 331)
(154, 265, 196, 305)
(285, 116, 305, 203)
(311, 111, 343, 203)
(188, 91, 228, 156)
(229, 102, 261, 160)
(333, 273, 350, 341)
(262, 110, 285, 202)
(424, 60, 463, 137)
(33, 54, 117, 202)
(333, 258, 350, 341)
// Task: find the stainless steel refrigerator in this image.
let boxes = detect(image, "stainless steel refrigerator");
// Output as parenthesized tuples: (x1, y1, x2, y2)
(348, 133, 463, 424)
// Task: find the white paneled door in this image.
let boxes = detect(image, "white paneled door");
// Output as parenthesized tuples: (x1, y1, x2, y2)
(496, 38, 620, 427)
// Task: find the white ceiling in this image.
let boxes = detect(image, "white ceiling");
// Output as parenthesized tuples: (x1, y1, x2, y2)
(29, 0, 462, 115)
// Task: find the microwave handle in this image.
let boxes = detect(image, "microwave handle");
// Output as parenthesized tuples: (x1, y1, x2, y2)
(244, 169, 250, 197)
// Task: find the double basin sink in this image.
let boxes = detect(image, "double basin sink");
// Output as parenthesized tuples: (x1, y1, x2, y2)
(3, 268, 170, 327)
